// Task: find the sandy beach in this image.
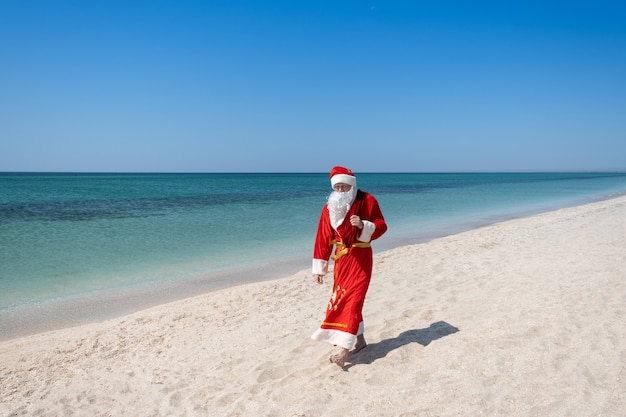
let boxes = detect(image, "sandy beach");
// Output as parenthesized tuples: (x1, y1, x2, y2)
(1, 195, 625, 417)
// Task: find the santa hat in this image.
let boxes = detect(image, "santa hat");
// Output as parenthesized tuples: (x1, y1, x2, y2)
(329, 166, 357, 188)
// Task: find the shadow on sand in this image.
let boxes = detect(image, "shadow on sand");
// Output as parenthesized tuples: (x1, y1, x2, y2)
(347, 321, 460, 368)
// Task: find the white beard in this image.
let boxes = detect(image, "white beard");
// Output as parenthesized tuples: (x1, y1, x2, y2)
(327, 188, 357, 230)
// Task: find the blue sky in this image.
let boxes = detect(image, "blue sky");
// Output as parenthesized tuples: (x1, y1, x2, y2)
(1, 1, 625, 172)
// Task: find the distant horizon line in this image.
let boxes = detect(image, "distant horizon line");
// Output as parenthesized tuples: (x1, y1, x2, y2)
(2, 170, 626, 175)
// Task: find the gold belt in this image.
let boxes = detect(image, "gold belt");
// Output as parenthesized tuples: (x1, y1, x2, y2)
(331, 240, 371, 261)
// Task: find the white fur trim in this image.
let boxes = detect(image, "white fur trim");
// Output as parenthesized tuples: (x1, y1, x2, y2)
(312, 258, 328, 275)
(357, 321, 365, 336)
(357, 220, 376, 242)
(311, 328, 356, 350)
(330, 173, 356, 188)
(311, 321, 364, 349)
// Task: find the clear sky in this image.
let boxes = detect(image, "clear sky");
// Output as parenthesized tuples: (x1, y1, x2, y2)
(1, 1, 625, 172)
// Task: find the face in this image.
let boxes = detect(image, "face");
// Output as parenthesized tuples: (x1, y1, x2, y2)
(333, 183, 352, 193)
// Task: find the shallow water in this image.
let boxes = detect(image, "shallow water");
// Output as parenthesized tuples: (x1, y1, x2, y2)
(2, 172, 626, 339)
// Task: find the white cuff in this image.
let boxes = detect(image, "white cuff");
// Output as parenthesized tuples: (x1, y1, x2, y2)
(312, 259, 328, 275)
(357, 220, 376, 242)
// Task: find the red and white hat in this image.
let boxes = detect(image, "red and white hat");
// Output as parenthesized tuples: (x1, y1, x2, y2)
(329, 166, 357, 188)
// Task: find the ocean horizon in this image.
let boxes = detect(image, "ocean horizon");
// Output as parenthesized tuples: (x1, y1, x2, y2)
(2, 171, 626, 340)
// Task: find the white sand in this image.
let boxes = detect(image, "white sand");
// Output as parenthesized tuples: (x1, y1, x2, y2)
(1, 196, 625, 417)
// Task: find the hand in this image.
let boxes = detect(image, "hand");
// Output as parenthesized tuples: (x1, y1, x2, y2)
(314, 274, 324, 285)
(350, 215, 363, 229)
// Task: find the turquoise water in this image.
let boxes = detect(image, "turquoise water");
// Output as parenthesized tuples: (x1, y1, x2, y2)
(2, 172, 626, 339)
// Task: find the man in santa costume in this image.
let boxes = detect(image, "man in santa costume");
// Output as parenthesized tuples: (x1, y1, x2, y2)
(311, 166, 387, 368)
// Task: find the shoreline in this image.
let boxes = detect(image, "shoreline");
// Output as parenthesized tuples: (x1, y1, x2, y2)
(1, 195, 625, 416)
(1, 191, 625, 342)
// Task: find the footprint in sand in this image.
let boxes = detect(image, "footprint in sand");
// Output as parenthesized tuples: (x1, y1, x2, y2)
(256, 361, 291, 383)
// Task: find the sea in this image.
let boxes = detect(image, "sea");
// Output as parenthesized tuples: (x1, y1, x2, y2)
(2, 172, 626, 340)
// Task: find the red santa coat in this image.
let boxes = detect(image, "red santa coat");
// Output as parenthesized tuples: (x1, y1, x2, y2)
(311, 190, 387, 350)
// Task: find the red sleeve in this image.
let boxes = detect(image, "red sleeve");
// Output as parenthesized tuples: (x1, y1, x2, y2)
(313, 205, 335, 261)
(361, 193, 387, 241)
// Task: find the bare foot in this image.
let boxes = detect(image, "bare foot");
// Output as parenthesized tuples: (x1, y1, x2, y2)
(351, 343, 367, 354)
(351, 334, 367, 354)
(329, 348, 349, 369)
(329, 354, 345, 368)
